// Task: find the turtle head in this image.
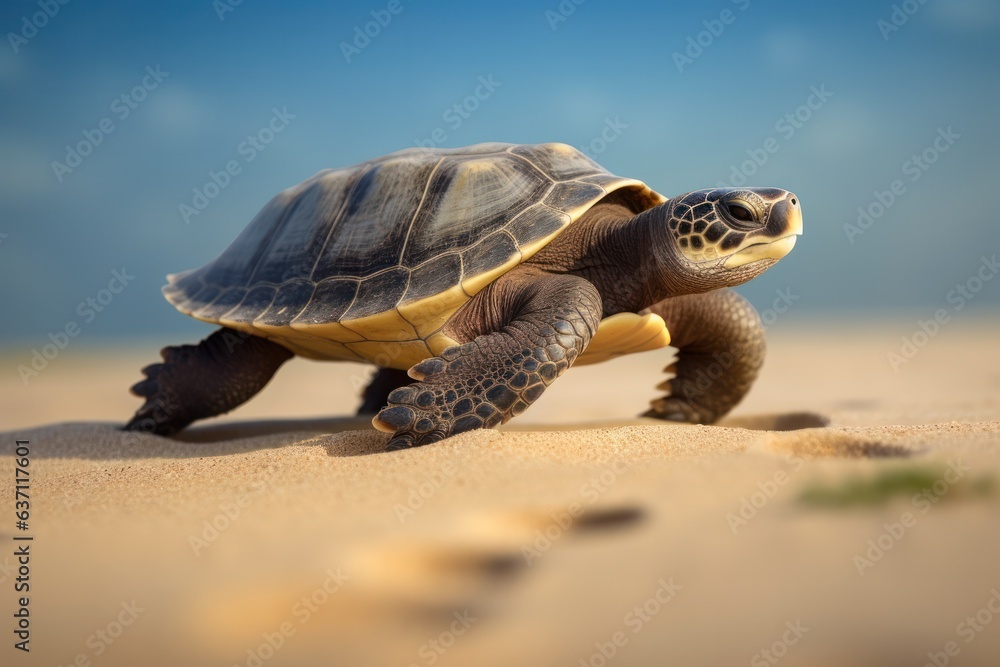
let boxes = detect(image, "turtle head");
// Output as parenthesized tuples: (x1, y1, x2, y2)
(655, 187, 802, 290)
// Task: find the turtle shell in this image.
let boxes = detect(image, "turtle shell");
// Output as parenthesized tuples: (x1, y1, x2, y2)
(164, 142, 668, 369)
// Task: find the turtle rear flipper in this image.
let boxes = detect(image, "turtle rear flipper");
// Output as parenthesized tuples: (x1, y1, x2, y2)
(357, 367, 414, 415)
(124, 327, 293, 436)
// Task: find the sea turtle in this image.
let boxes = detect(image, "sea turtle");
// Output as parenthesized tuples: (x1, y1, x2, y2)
(125, 142, 802, 449)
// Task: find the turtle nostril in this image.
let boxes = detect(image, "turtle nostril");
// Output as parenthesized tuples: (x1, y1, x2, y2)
(790, 197, 798, 206)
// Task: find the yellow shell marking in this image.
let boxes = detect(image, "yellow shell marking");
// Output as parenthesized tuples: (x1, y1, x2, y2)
(574, 312, 671, 366)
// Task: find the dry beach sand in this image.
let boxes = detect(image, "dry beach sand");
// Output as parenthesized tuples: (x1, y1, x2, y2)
(2, 317, 1000, 666)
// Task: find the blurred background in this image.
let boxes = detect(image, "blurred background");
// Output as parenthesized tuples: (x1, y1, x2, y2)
(3, 6, 1000, 666)
(0, 0, 998, 347)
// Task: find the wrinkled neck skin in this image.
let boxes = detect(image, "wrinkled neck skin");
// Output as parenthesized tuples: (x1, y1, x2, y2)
(529, 199, 774, 316)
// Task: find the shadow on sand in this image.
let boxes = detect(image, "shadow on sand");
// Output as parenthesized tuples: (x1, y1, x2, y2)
(2, 410, 832, 460)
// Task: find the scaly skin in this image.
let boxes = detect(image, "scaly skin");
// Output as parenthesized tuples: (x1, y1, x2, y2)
(373, 269, 602, 450)
(641, 288, 765, 423)
(124, 327, 292, 435)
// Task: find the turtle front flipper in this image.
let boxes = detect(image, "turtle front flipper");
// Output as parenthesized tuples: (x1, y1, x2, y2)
(642, 289, 765, 424)
(124, 327, 293, 436)
(373, 270, 602, 450)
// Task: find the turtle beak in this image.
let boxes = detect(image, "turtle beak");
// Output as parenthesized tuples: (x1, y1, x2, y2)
(723, 194, 802, 268)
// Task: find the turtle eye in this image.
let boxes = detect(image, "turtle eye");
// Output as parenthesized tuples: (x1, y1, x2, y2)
(721, 197, 762, 229)
(727, 202, 755, 223)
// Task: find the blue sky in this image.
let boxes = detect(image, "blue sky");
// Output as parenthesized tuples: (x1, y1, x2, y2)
(1, 0, 998, 344)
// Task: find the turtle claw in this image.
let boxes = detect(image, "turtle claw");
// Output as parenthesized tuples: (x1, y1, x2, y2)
(374, 376, 454, 449)
(385, 434, 417, 451)
(373, 405, 416, 433)
(129, 379, 156, 399)
(386, 385, 419, 404)
(376, 350, 493, 450)
(124, 355, 192, 433)
(378, 419, 465, 452)
(130, 363, 163, 398)
(408, 357, 447, 380)
(642, 409, 689, 423)
(418, 428, 450, 446)
(123, 397, 181, 436)
(124, 363, 185, 435)
(643, 397, 709, 424)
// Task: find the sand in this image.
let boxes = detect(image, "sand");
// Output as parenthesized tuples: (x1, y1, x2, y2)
(2, 317, 999, 666)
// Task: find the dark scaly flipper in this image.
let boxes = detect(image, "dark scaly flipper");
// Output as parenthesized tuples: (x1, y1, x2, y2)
(357, 368, 414, 415)
(374, 269, 602, 450)
(642, 288, 765, 424)
(124, 327, 293, 436)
